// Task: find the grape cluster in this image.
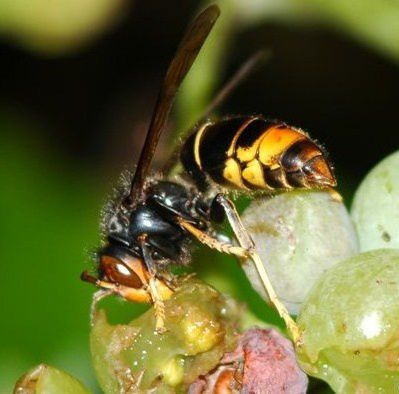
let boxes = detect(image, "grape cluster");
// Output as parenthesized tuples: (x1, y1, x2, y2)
(14, 154, 399, 392)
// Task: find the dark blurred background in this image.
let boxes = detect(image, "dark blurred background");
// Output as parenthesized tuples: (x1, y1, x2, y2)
(1, 0, 399, 392)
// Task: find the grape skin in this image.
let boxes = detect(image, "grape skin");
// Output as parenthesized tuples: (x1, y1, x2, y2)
(242, 190, 358, 315)
(352, 151, 399, 252)
(297, 249, 399, 393)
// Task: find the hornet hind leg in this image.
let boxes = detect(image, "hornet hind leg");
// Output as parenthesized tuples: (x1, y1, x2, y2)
(214, 194, 302, 346)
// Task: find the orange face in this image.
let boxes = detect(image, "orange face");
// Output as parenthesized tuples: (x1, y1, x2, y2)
(81, 244, 173, 304)
(99, 250, 148, 289)
(97, 247, 157, 303)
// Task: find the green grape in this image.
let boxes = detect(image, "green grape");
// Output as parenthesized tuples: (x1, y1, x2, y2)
(351, 151, 399, 252)
(90, 279, 240, 393)
(297, 249, 399, 393)
(13, 364, 90, 394)
(241, 190, 358, 315)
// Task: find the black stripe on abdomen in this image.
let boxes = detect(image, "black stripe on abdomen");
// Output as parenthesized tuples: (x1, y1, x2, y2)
(235, 117, 276, 149)
(199, 116, 249, 176)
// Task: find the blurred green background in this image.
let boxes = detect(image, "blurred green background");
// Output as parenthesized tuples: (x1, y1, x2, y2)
(1, 0, 399, 392)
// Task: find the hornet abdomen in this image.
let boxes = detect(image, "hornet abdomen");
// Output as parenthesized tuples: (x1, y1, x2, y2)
(181, 115, 336, 191)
